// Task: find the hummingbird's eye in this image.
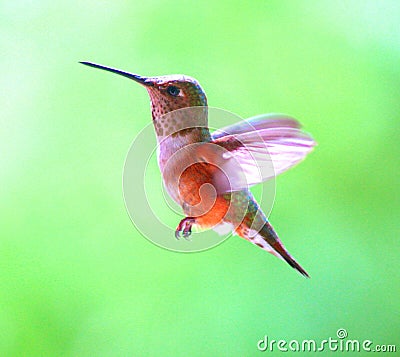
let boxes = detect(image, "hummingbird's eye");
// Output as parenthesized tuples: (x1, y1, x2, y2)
(166, 85, 180, 97)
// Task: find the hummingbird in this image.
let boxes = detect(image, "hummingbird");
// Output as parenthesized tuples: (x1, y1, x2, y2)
(80, 61, 315, 277)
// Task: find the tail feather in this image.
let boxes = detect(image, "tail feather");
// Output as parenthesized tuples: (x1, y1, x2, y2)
(261, 222, 309, 277)
(239, 221, 310, 277)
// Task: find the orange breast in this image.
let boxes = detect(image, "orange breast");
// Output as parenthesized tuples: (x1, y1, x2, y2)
(178, 162, 230, 228)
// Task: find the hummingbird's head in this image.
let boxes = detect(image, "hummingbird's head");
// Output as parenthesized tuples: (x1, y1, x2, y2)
(144, 75, 207, 120)
(80, 62, 207, 120)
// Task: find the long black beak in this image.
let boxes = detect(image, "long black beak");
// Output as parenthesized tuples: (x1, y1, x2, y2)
(80, 61, 152, 86)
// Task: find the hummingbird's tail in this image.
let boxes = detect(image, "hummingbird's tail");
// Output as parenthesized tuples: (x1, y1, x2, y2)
(237, 221, 310, 277)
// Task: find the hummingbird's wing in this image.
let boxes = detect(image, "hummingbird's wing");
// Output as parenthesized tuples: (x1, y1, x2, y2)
(211, 114, 302, 140)
(210, 114, 315, 192)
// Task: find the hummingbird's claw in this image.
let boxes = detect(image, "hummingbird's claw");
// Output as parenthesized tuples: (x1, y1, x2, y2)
(182, 230, 191, 240)
(175, 217, 195, 240)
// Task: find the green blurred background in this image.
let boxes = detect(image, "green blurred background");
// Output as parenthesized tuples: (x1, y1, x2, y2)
(1, 1, 399, 355)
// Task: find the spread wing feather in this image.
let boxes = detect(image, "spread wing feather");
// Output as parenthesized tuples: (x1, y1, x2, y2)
(209, 114, 315, 192)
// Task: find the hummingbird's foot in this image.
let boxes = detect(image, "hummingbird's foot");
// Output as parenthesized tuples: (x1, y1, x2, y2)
(175, 217, 195, 240)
